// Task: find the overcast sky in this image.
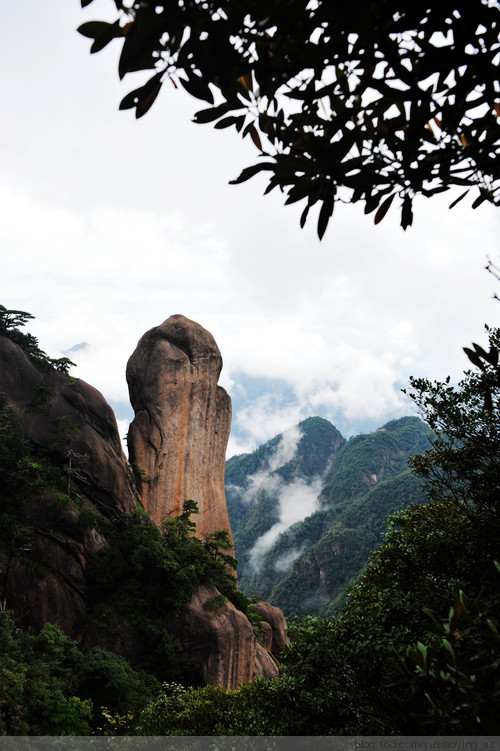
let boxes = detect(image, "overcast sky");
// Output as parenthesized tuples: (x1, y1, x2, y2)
(1, 1, 499, 457)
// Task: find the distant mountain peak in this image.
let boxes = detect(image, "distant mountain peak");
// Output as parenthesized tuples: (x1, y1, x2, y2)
(64, 341, 89, 354)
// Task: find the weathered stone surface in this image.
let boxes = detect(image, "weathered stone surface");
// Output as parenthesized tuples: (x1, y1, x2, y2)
(166, 585, 284, 688)
(167, 584, 257, 689)
(254, 643, 279, 680)
(0, 336, 137, 515)
(0, 335, 136, 639)
(126, 315, 233, 545)
(258, 620, 274, 652)
(0, 508, 105, 638)
(0, 329, 285, 690)
(251, 601, 289, 656)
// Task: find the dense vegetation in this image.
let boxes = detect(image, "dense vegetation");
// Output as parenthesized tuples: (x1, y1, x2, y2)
(0, 309, 245, 733)
(0, 391, 242, 733)
(0, 394, 244, 733)
(0, 305, 75, 375)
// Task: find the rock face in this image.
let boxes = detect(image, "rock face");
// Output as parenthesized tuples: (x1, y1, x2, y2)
(0, 337, 137, 517)
(168, 585, 281, 689)
(168, 585, 257, 689)
(0, 335, 137, 637)
(126, 314, 233, 545)
(3, 511, 106, 638)
(251, 601, 289, 656)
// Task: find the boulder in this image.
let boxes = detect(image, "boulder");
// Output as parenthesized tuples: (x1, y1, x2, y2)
(251, 600, 289, 656)
(166, 585, 285, 689)
(167, 585, 257, 689)
(254, 643, 279, 680)
(126, 315, 233, 545)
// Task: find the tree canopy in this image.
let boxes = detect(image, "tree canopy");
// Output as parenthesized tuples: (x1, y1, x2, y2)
(79, 0, 500, 236)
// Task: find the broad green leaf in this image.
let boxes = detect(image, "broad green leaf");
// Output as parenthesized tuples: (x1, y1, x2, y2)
(214, 115, 245, 130)
(78, 20, 123, 54)
(472, 191, 487, 209)
(463, 347, 485, 370)
(119, 73, 163, 115)
(78, 21, 111, 39)
(317, 192, 335, 240)
(243, 123, 263, 151)
(136, 81, 162, 119)
(401, 195, 413, 230)
(441, 638, 456, 667)
(300, 201, 312, 229)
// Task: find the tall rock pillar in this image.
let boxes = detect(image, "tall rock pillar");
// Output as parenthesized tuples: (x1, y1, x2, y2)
(126, 315, 233, 546)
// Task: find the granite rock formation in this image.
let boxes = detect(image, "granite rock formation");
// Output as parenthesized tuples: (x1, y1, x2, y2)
(0, 322, 286, 689)
(126, 314, 233, 545)
(0, 335, 136, 637)
(0, 336, 137, 516)
(167, 585, 281, 688)
(250, 600, 289, 656)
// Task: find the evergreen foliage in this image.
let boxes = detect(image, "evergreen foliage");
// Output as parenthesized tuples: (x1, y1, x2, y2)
(2, 311, 500, 734)
(0, 305, 75, 374)
(86, 500, 238, 680)
(0, 611, 158, 735)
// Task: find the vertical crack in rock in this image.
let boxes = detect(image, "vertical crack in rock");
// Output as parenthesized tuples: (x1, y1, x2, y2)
(126, 314, 234, 548)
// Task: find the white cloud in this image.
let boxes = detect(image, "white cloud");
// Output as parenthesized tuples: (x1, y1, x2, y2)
(1, 1, 498, 469)
(234, 426, 325, 568)
(236, 426, 303, 506)
(231, 397, 307, 453)
(249, 477, 323, 568)
(274, 547, 307, 573)
(268, 425, 302, 470)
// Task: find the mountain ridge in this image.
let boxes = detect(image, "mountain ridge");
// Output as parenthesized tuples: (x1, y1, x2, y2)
(226, 414, 432, 616)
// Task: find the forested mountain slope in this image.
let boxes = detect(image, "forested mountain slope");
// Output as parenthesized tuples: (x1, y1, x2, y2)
(226, 416, 432, 615)
(226, 417, 344, 592)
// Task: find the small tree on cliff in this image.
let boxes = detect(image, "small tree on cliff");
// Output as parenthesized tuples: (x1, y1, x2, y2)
(0, 305, 75, 374)
(79, 0, 500, 237)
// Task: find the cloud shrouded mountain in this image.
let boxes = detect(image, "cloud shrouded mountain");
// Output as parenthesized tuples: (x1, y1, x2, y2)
(226, 415, 432, 616)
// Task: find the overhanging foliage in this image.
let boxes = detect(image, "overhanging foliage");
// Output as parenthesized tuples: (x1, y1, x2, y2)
(80, 0, 500, 236)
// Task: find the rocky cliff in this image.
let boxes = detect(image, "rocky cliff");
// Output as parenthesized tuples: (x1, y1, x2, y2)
(0, 335, 137, 637)
(127, 315, 233, 547)
(0, 336, 137, 517)
(166, 584, 283, 689)
(0, 314, 286, 690)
